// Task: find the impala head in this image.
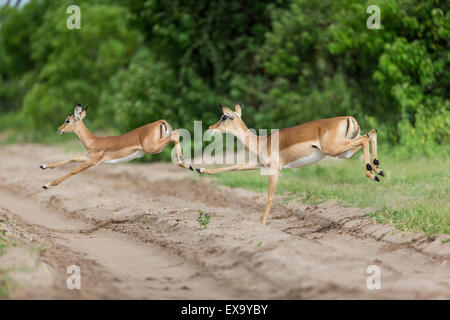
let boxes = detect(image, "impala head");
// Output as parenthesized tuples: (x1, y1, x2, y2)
(57, 104, 88, 134)
(209, 103, 245, 134)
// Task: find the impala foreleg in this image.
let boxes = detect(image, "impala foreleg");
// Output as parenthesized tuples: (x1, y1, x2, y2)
(261, 171, 280, 225)
(367, 129, 384, 177)
(193, 162, 261, 175)
(170, 129, 191, 170)
(42, 161, 94, 189)
(40, 155, 87, 170)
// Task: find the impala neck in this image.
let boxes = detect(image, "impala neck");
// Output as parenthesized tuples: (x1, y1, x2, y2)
(74, 120, 97, 150)
(232, 123, 262, 156)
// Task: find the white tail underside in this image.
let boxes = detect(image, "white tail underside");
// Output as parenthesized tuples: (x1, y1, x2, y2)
(161, 122, 170, 138)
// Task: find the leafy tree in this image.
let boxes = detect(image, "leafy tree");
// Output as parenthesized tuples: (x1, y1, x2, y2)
(22, 1, 140, 130)
(99, 48, 217, 133)
(328, 0, 449, 151)
(0, 0, 447, 156)
(123, 0, 286, 92)
(258, 0, 449, 152)
(0, 0, 48, 112)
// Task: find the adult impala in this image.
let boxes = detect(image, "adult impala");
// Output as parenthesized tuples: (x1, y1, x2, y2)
(193, 103, 385, 225)
(40, 104, 188, 189)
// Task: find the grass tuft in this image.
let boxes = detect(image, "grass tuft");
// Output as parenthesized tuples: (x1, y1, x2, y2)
(197, 210, 211, 229)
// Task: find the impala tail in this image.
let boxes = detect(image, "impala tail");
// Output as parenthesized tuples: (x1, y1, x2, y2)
(346, 116, 360, 140)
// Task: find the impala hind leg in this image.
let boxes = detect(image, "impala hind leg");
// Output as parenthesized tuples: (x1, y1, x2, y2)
(361, 136, 379, 182)
(193, 162, 278, 224)
(368, 129, 384, 177)
(324, 133, 380, 182)
(42, 161, 94, 189)
(261, 171, 280, 225)
(40, 155, 87, 170)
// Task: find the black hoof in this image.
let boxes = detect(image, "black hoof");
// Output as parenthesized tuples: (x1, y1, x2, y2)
(366, 163, 373, 172)
(40, 165, 46, 170)
(189, 165, 193, 171)
(373, 159, 379, 166)
(374, 175, 380, 182)
(42, 185, 48, 189)
(195, 168, 203, 174)
(379, 170, 385, 177)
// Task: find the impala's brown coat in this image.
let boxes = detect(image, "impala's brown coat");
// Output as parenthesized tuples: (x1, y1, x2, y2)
(198, 103, 384, 224)
(41, 105, 188, 189)
(77, 120, 173, 162)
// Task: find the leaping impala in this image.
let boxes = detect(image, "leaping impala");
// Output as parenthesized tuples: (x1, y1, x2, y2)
(192, 103, 385, 225)
(40, 104, 188, 189)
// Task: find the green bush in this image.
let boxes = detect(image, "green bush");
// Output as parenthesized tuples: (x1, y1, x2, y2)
(0, 0, 448, 157)
(0, 0, 47, 112)
(22, 1, 141, 130)
(99, 48, 218, 133)
(256, 0, 449, 152)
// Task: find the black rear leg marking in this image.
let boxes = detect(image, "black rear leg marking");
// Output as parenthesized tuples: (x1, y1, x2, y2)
(372, 158, 384, 177)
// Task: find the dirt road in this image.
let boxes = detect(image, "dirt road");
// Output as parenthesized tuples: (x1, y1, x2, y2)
(0, 144, 448, 299)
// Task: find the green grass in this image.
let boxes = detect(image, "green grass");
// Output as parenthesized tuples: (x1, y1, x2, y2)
(0, 228, 14, 297)
(0, 224, 44, 297)
(0, 230, 8, 256)
(211, 152, 450, 235)
(197, 210, 211, 229)
(0, 275, 15, 297)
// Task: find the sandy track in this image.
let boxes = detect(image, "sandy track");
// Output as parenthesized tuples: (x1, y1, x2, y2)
(0, 144, 448, 299)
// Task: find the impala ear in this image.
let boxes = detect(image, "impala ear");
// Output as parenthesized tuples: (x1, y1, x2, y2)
(74, 105, 82, 120)
(80, 106, 88, 120)
(234, 102, 242, 117)
(219, 104, 233, 117)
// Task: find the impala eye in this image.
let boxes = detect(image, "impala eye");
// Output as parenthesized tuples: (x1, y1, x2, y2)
(220, 115, 227, 122)
(66, 119, 70, 124)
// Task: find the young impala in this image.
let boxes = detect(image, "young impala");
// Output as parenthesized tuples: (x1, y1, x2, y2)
(40, 104, 188, 189)
(192, 103, 385, 225)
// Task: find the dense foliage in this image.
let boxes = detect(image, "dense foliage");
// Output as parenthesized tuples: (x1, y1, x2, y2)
(0, 0, 448, 155)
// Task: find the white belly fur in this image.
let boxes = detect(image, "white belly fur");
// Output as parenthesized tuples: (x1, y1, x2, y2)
(282, 149, 326, 169)
(338, 149, 356, 159)
(103, 150, 145, 164)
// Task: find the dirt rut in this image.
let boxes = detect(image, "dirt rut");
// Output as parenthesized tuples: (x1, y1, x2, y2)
(0, 144, 448, 299)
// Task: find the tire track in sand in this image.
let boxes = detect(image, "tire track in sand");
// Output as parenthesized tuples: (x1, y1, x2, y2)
(0, 144, 449, 299)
